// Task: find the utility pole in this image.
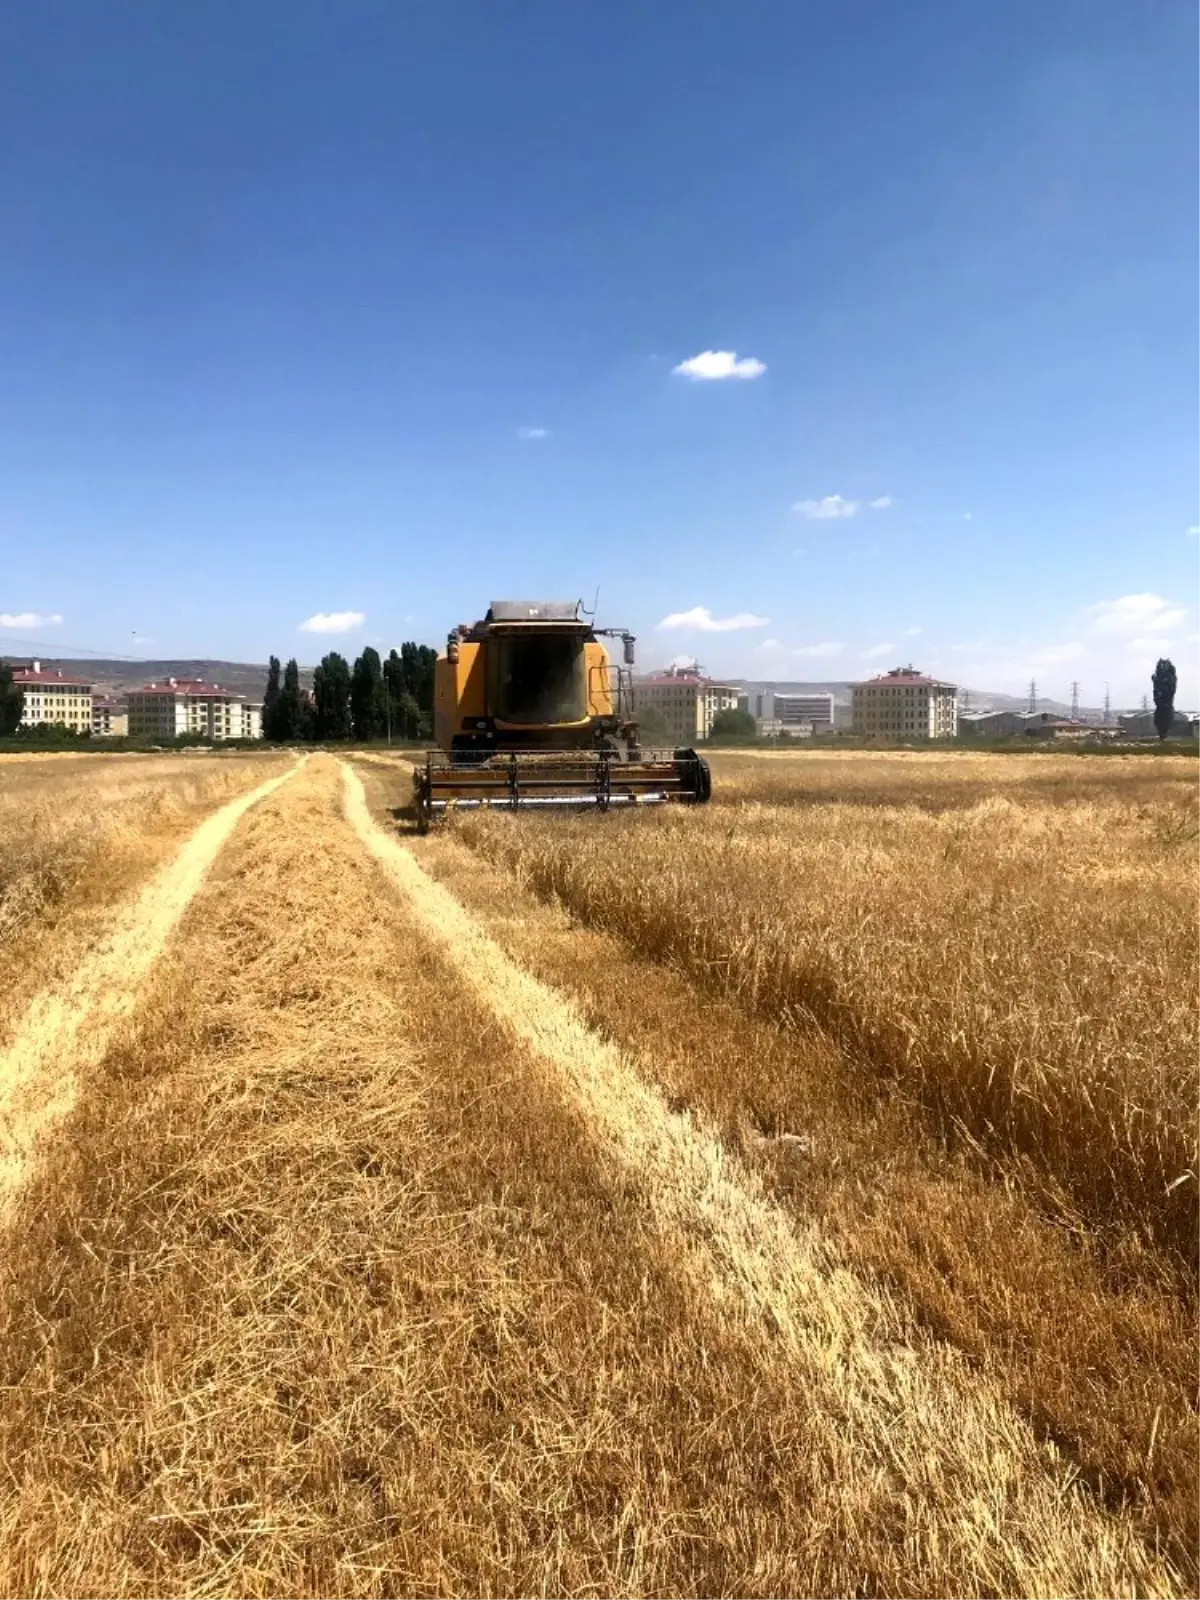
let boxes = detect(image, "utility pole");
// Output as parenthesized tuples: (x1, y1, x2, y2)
(1103, 683, 1111, 726)
(960, 687, 971, 715)
(1027, 679, 1037, 715)
(1070, 681, 1080, 720)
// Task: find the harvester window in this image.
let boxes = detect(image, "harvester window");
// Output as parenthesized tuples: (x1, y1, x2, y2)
(491, 634, 587, 724)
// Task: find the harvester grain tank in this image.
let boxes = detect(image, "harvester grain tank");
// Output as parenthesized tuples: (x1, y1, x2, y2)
(413, 599, 712, 828)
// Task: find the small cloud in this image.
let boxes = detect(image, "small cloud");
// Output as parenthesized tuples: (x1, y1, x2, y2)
(869, 495, 893, 510)
(0, 611, 62, 628)
(792, 641, 843, 658)
(902, 626, 922, 637)
(793, 494, 859, 520)
(1126, 636, 1179, 655)
(657, 605, 770, 632)
(1088, 594, 1186, 638)
(1188, 525, 1199, 537)
(665, 653, 698, 670)
(861, 642, 894, 660)
(672, 349, 766, 381)
(963, 512, 973, 522)
(517, 426, 549, 440)
(299, 610, 366, 634)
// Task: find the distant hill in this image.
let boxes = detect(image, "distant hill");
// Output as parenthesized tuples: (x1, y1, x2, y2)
(0, 657, 313, 702)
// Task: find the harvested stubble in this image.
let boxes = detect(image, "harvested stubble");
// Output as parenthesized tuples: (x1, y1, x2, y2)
(0, 756, 1182, 1598)
(454, 751, 1199, 1274)
(0, 751, 288, 952)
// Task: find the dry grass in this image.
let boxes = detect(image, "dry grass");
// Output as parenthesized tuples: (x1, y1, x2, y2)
(0, 751, 287, 953)
(396, 800, 1198, 1584)
(0, 763, 297, 1212)
(452, 750, 1199, 1274)
(0, 756, 1184, 1597)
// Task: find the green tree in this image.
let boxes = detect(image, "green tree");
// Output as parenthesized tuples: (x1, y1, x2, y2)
(313, 652, 352, 740)
(634, 705, 672, 747)
(382, 643, 437, 740)
(708, 707, 758, 743)
(0, 664, 24, 735)
(277, 658, 304, 740)
(262, 656, 282, 740)
(1152, 658, 1178, 740)
(350, 647, 388, 741)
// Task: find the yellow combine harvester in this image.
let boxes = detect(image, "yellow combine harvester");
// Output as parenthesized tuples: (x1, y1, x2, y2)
(413, 599, 712, 829)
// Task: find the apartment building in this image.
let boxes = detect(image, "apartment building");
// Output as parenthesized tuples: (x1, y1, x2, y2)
(772, 692, 834, 733)
(635, 667, 741, 744)
(92, 696, 129, 737)
(851, 665, 958, 739)
(11, 661, 94, 732)
(127, 677, 263, 741)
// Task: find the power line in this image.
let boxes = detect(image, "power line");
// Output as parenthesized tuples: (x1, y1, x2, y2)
(0, 636, 156, 661)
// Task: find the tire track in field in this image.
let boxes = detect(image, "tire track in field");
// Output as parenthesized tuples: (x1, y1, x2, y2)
(340, 762, 1180, 1599)
(0, 761, 301, 1211)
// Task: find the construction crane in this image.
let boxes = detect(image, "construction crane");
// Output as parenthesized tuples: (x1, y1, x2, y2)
(413, 600, 712, 830)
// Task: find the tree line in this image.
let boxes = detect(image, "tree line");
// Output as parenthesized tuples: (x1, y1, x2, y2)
(261, 644, 437, 742)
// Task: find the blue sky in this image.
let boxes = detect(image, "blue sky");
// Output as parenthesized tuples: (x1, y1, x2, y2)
(1, 0, 1196, 707)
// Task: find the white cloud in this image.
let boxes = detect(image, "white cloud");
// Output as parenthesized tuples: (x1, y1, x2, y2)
(963, 512, 973, 522)
(665, 653, 698, 671)
(299, 610, 366, 634)
(1188, 525, 1199, 537)
(902, 626, 922, 637)
(793, 494, 859, 520)
(671, 349, 766, 381)
(0, 612, 62, 628)
(1088, 593, 1187, 638)
(861, 642, 894, 660)
(792, 641, 844, 658)
(657, 605, 770, 632)
(517, 426, 549, 440)
(869, 495, 893, 510)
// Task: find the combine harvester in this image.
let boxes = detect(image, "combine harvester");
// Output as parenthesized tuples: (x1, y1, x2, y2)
(413, 600, 712, 830)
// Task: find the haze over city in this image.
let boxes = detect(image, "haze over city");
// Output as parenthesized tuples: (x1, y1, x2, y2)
(1, 1, 1196, 708)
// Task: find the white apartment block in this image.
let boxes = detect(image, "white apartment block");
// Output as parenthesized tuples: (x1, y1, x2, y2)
(126, 677, 263, 741)
(771, 692, 834, 733)
(852, 666, 958, 739)
(635, 668, 741, 744)
(92, 697, 129, 737)
(12, 662, 93, 732)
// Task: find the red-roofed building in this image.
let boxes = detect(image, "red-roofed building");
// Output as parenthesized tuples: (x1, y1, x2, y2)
(11, 661, 94, 733)
(92, 696, 129, 737)
(851, 665, 958, 740)
(634, 665, 741, 743)
(127, 677, 262, 741)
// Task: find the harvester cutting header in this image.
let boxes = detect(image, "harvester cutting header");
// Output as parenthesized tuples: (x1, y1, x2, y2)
(413, 599, 712, 829)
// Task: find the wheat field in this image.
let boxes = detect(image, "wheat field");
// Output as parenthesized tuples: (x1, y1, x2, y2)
(0, 746, 1194, 1597)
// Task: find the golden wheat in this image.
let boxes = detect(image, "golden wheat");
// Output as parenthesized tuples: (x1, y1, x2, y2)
(454, 750, 1198, 1273)
(0, 756, 1184, 1598)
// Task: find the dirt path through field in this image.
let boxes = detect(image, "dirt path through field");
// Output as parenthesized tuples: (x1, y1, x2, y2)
(0, 760, 300, 1210)
(341, 762, 1179, 1598)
